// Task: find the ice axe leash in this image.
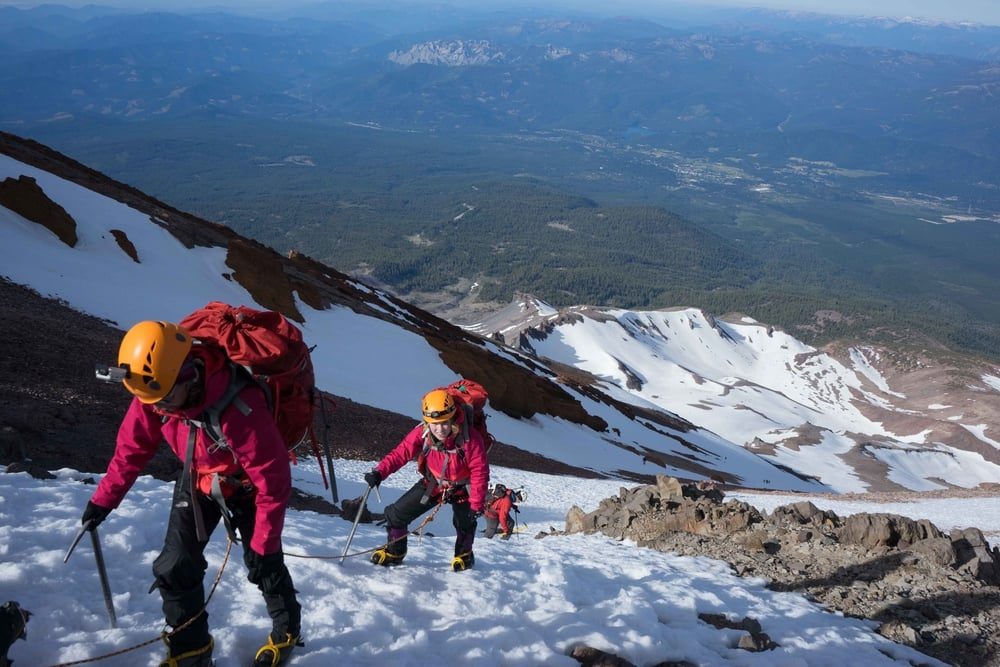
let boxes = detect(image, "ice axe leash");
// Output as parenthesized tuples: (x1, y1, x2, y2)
(339, 484, 373, 565)
(63, 522, 117, 628)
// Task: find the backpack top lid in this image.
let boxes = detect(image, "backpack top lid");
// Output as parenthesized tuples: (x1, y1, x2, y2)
(443, 379, 488, 411)
(180, 301, 309, 377)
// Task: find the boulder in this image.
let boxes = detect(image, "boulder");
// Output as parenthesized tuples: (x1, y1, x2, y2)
(950, 528, 1000, 585)
(839, 513, 928, 549)
(909, 537, 957, 568)
(656, 475, 685, 501)
(565, 505, 595, 534)
(772, 501, 839, 528)
(570, 645, 636, 667)
(0, 175, 77, 247)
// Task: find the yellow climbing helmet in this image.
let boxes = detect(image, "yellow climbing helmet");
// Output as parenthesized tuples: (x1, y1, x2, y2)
(117, 320, 193, 404)
(421, 388, 456, 424)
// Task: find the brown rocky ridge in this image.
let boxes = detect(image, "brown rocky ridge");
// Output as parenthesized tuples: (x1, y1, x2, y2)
(558, 476, 1000, 667)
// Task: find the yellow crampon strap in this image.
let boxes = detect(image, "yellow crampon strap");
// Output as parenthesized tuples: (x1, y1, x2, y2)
(254, 632, 302, 667)
(371, 548, 404, 565)
(157, 636, 214, 667)
(451, 552, 473, 571)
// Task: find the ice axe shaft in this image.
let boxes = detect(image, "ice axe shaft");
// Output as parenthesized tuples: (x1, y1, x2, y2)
(339, 485, 373, 565)
(324, 441, 339, 504)
(90, 528, 117, 628)
(64, 522, 117, 628)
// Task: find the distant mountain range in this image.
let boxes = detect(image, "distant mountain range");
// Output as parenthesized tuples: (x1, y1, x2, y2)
(3, 9, 995, 162)
(3, 132, 1000, 493)
(2, 3, 998, 360)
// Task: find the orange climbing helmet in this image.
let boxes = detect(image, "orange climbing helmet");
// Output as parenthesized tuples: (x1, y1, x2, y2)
(421, 388, 457, 424)
(117, 320, 193, 404)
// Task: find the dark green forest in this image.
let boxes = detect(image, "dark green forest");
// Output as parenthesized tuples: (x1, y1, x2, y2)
(27, 114, 1000, 359)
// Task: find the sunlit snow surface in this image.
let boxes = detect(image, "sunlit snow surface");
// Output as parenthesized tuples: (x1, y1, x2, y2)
(0, 462, 952, 667)
(519, 302, 1000, 491)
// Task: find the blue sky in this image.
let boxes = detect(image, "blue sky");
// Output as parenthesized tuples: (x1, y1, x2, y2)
(688, 0, 1000, 23)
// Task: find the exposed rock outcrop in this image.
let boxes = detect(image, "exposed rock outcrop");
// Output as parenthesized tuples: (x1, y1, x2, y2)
(109, 229, 139, 263)
(0, 175, 77, 246)
(561, 476, 1000, 667)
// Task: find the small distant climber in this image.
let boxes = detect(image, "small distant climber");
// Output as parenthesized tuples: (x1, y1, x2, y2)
(363, 388, 489, 571)
(483, 483, 517, 540)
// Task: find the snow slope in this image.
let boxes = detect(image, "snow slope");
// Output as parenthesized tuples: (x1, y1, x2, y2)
(0, 461, 953, 667)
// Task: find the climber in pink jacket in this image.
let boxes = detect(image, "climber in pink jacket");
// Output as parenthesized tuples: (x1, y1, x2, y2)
(82, 321, 300, 667)
(363, 388, 489, 571)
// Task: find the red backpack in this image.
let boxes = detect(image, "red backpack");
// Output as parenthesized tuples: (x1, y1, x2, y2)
(442, 379, 494, 453)
(178, 302, 336, 496)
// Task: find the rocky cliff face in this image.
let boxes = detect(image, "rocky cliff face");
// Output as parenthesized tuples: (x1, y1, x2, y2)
(0, 174, 77, 246)
(561, 477, 1000, 667)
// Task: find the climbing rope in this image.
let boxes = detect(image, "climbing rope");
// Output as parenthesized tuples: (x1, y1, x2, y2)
(43, 493, 453, 664)
(44, 538, 234, 667)
(285, 498, 446, 561)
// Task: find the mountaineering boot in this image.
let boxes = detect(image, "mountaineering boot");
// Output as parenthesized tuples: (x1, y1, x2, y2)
(252, 631, 303, 667)
(371, 526, 407, 567)
(370, 548, 405, 566)
(158, 635, 214, 667)
(453, 527, 475, 571)
(451, 551, 475, 572)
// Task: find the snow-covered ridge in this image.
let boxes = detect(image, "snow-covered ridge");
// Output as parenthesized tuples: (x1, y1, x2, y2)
(469, 296, 1000, 493)
(388, 40, 504, 66)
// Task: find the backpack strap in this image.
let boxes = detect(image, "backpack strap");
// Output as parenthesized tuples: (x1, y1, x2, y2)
(181, 425, 209, 543)
(198, 363, 255, 451)
(417, 428, 471, 504)
(184, 362, 257, 542)
(456, 403, 473, 451)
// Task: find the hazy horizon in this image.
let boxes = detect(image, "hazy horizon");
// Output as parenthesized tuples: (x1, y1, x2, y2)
(1, 0, 999, 26)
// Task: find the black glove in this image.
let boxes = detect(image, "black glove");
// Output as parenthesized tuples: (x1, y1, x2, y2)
(81, 501, 111, 531)
(500, 532, 512, 541)
(364, 470, 382, 488)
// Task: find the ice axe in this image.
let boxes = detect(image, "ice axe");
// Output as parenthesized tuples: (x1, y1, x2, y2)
(339, 485, 374, 565)
(64, 521, 117, 628)
(317, 394, 340, 505)
(324, 442, 339, 505)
